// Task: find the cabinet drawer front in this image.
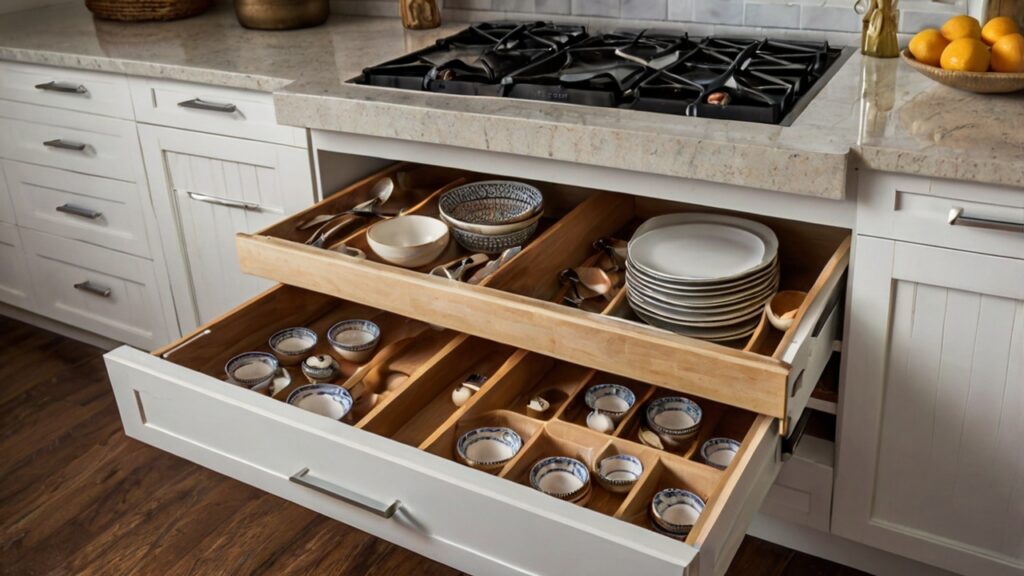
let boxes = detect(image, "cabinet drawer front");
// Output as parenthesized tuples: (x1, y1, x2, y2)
(0, 61, 132, 119)
(4, 161, 151, 257)
(0, 162, 13, 224)
(859, 172, 1024, 259)
(238, 163, 850, 424)
(0, 101, 141, 182)
(21, 228, 171, 349)
(0, 222, 33, 309)
(105, 283, 784, 576)
(129, 78, 305, 147)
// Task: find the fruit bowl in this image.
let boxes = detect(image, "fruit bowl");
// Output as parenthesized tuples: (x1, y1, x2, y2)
(901, 49, 1024, 93)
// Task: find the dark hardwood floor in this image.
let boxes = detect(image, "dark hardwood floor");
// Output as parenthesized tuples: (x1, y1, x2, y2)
(0, 315, 866, 576)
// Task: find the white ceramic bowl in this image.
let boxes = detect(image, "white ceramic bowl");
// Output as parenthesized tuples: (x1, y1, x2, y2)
(584, 383, 636, 421)
(268, 327, 318, 366)
(225, 351, 278, 391)
(286, 384, 353, 420)
(530, 456, 591, 501)
(456, 427, 523, 471)
(327, 319, 381, 363)
(650, 488, 706, 536)
(700, 437, 741, 470)
(594, 454, 644, 493)
(366, 215, 449, 268)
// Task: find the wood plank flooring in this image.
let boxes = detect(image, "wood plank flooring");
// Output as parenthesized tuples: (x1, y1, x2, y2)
(0, 316, 866, 576)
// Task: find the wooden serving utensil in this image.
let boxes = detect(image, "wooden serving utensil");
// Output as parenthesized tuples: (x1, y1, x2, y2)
(765, 290, 807, 332)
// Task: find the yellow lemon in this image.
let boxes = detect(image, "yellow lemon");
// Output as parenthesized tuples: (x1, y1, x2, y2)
(941, 15, 982, 41)
(909, 28, 950, 66)
(981, 16, 1020, 46)
(940, 38, 991, 71)
(990, 32, 1024, 72)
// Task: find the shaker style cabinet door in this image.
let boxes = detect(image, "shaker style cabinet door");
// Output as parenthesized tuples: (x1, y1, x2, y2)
(138, 125, 312, 333)
(833, 236, 1024, 576)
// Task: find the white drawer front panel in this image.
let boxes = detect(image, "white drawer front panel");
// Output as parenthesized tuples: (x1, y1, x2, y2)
(4, 161, 150, 257)
(105, 347, 696, 576)
(859, 172, 1024, 259)
(21, 229, 171, 349)
(129, 78, 305, 147)
(0, 101, 141, 182)
(0, 222, 33, 310)
(0, 61, 132, 119)
(0, 162, 13, 224)
(760, 436, 834, 532)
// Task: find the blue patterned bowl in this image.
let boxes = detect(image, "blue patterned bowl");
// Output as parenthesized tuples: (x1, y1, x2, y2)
(268, 327, 318, 366)
(700, 437, 742, 470)
(594, 454, 644, 493)
(584, 384, 636, 420)
(225, 351, 279, 391)
(646, 396, 703, 438)
(650, 488, 706, 536)
(286, 384, 353, 420)
(456, 427, 523, 471)
(439, 180, 543, 235)
(449, 220, 539, 254)
(328, 319, 381, 363)
(530, 456, 590, 501)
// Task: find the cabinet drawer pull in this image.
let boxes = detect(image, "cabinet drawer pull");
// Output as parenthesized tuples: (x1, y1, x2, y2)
(34, 80, 88, 95)
(74, 281, 111, 298)
(177, 98, 237, 114)
(947, 207, 1024, 234)
(44, 139, 87, 152)
(182, 189, 261, 212)
(289, 468, 401, 518)
(56, 203, 103, 220)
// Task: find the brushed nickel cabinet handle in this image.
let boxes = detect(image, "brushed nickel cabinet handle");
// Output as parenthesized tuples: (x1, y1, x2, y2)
(177, 98, 237, 114)
(44, 139, 87, 151)
(948, 207, 1024, 234)
(56, 203, 103, 220)
(35, 80, 88, 94)
(74, 281, 111, 298)
(289, 468, 401, 518)
(181, 189, 261, 212)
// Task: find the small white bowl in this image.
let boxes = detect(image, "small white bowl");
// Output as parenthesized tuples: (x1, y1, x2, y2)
(301, 354, 340, 384)
(650, 488, 706, 536)
(367, 215, 449, 268)
(286, 384, 353, 420)
(268, 327, 318, 366)
(530, 456, 590, 501)
(585, 383, 636, 421)
(456, 427, 523, 471)
(700, 438, 741, 470)
(594, 454, 644, 493)
(225, 352, 278, 391)
(646, 396, 703, 438)
(328, 319, 381, 363)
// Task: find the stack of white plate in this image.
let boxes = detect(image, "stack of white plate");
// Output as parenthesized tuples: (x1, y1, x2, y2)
(626, 213, 780, 342)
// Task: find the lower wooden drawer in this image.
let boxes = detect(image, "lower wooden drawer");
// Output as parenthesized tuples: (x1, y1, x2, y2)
(21, 228, 173, 349)
(0, 222, 33, 309)
(4, 160, 152, 257)
(105, 284, 788, 576)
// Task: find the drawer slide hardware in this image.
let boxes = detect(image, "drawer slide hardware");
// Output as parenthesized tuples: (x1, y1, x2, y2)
(74, 281, 112, 298)
(947, 207, 1024, 234)
(44, 139, 87, 152)
(161, 329, 212, 359)
(56, 203, 103, 220)
(177, 98, 238, 114)
(34, 80, 88, 95)
(290, 468, 401, 518)
(181, 189, 261, 212)
(781, 409, 812, 461)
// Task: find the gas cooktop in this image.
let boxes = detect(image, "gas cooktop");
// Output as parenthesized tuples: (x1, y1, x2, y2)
(358, 23, 845, 126)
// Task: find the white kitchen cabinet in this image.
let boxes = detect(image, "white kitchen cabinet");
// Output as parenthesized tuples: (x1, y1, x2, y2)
(138, 124, 313, 332)
(833, 236, 1024, 576)
(0, 221, 33, 309)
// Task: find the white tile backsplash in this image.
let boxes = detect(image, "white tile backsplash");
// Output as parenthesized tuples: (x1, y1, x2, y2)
(572, 0, 621, 17)
(800, 4, 861, 32)
(621, 0, 668, 20)
(693, 0, 744, 24)
(744, 1, 801, 28)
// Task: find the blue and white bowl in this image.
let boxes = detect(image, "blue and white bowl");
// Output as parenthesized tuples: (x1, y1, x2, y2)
(646, 396, 703, 438)
(268, 327, 318, 366)
(286, 384, 353, 420)
(328, 319, 381, 363)
(585, 384, 636, 421)
(456, 427, 523, 471)
(700, 437, 742, 470)
(301, 354, 340, 383)
(530, 456, 591, 501)
(439, 180, 544, 235)
(225, 351, 279, 391)
(650, 488, 706, 536)
(449, 220, 539, 254)
(594, 454, 644, 493)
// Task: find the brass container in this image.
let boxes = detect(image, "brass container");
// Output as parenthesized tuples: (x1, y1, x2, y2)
(400, 0, 441, 30)
(234, 0, 329, 30)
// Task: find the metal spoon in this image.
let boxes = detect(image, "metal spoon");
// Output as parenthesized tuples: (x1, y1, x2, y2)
(296, 176, 395, 231)
(306, 214, 366, 248)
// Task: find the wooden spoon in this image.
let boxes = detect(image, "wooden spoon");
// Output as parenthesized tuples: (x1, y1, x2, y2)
(765, 290, 807, 332)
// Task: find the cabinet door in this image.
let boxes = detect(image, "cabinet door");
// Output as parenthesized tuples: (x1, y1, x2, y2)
(833, 236, 1024, 576)
(0, 222, 33, 310)
(139, 125, 312, 332)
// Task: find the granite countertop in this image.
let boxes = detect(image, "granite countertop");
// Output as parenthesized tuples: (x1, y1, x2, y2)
(0, 4, 1021, 198)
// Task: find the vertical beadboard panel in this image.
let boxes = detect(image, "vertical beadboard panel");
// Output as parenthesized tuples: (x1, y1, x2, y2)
(872, 281, 1024, 561)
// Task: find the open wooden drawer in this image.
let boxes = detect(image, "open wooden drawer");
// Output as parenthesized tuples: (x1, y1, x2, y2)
(105, 284, 786, 576)
(236, 163, 850, 431)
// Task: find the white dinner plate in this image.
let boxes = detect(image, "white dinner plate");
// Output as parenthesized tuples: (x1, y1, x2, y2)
(628, 291, 768, 326)
(627, 279, 779, 318)
(630, 307, 762, 341)
(628, 214, 779, 283)
(626, 267, 779, 306)
(626, 256, 779, 293)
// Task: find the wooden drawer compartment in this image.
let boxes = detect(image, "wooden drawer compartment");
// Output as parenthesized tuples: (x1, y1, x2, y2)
(3, 160, 151, 257)
(0, 100, 142, 182)
(237, 163, 851, 429)
(0, 61, 133, 119)
(105, 283, 784, 576)
(128, 77, 305, 147)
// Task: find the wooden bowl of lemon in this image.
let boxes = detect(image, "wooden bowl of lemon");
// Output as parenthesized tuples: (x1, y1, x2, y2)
(904, 15, 1024, 93)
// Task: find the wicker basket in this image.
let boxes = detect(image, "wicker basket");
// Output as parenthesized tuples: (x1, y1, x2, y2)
(85, 0, 213, 22)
